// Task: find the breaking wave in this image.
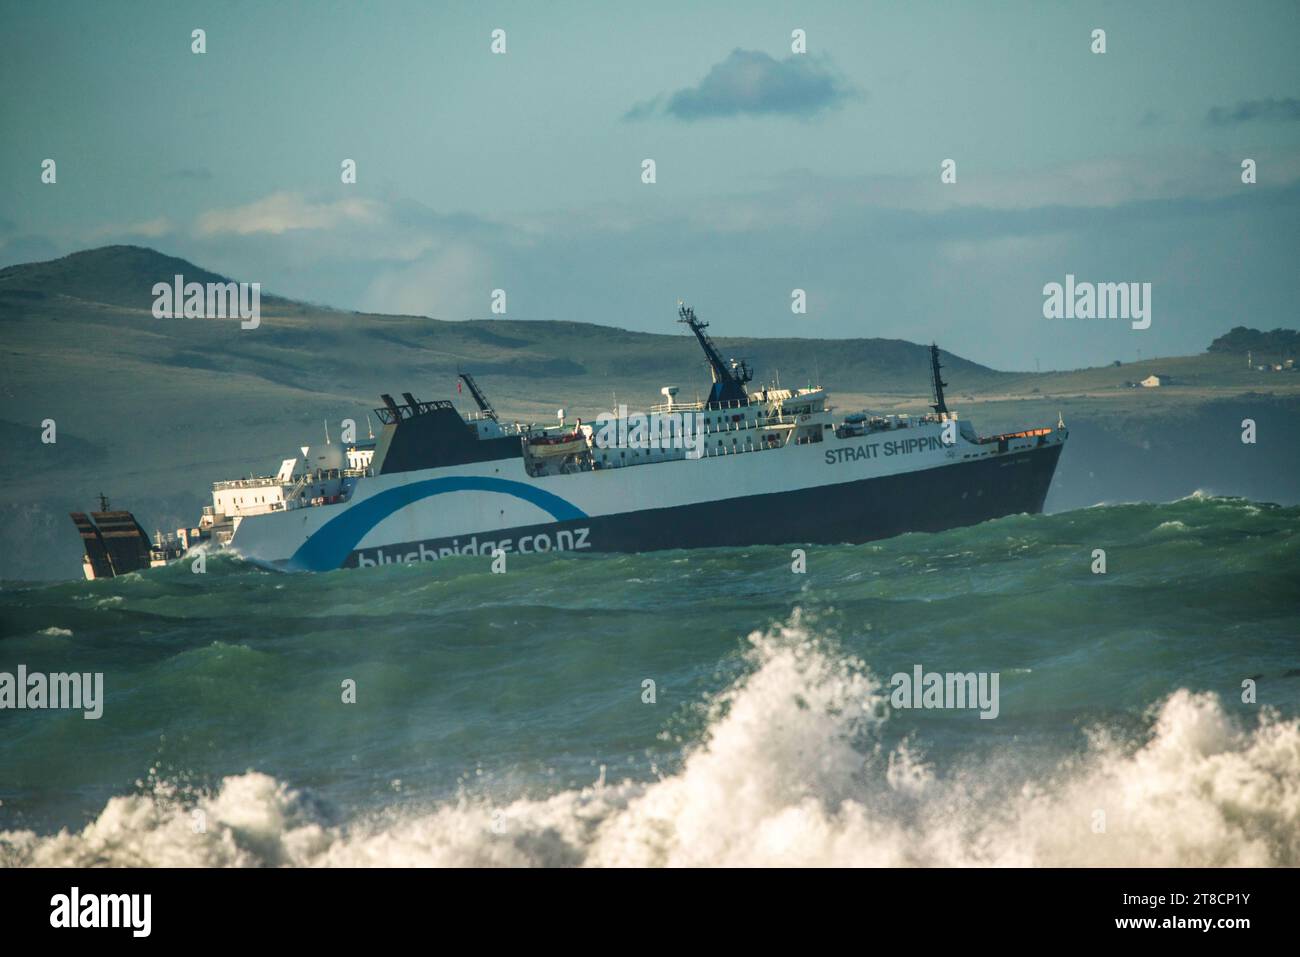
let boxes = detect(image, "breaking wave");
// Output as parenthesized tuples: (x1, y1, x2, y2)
(4, 614, 1296, 867)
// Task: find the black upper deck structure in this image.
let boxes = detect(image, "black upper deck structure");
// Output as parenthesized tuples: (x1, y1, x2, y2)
(371, 392, 520, 474)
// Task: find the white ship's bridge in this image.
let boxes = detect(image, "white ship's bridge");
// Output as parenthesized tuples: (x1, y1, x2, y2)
(207, 438, 376, 524)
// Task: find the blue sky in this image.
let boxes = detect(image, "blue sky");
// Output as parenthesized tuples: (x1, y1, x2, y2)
(2, 0, 1298, 369)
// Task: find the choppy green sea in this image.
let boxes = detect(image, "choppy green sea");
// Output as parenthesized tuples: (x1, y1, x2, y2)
(2, 494, 1297, 866)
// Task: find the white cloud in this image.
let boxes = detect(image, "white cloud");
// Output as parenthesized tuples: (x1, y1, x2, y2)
(195, 192, 384, 237)
(86, 216, 174, 241)
(360, 243, 494, 319)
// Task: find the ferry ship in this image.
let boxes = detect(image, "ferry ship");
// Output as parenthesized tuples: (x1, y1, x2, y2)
(73, 306, 1067, 576)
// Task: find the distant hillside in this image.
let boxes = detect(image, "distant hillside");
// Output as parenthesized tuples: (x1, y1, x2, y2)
(0, 245, 1003, 397)
(0, 245, 241, 312)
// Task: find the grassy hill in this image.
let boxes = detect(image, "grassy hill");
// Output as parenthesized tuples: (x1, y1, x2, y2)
(0, 245, 1006, 400)
(0, 245, 243, 312)
(2, 245, 1297, 580)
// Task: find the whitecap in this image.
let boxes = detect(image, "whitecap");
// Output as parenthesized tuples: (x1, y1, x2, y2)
(4, 615, 1296, 868)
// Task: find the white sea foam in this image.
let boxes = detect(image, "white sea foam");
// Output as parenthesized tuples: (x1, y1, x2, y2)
(4, 615, 1297, 867)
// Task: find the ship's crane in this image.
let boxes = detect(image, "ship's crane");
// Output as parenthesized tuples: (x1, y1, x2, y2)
(457, 370, 498, 421)
(677, 304, 752, 406)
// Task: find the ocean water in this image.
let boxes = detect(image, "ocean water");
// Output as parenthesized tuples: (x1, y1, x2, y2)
(1, 493, 1297, 867)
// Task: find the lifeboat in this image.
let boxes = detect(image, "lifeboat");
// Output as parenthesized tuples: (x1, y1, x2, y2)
(526, 431, 587, 459)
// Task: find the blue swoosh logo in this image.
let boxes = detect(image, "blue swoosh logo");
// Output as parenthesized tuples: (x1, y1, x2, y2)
(289, 476, 588, 571)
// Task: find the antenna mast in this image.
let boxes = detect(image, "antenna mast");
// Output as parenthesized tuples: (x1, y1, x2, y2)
(929, 343, 949, 415)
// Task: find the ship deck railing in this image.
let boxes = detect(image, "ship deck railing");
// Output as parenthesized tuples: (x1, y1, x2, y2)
(697, 413, 806, 436)
(978, 427, 1053, 443)
(581, 412, 829, 471)
(648, 397, 757, 413)
(625, 410, 806, 434)
(576, 412, 808, 452)
(374, 398, 454, 424)
(213, 476, 288, 491)
(649, 394, 830, 415)
(699, 427, 825, 455)
(214, 467, 364, 493)
(590, 430, 798, 471)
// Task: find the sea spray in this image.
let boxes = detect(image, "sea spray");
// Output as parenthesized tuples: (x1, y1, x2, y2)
(3, 615, 1298, 867)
